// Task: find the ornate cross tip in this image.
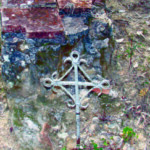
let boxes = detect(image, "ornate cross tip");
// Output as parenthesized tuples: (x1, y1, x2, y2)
(41, 51, 118, 149)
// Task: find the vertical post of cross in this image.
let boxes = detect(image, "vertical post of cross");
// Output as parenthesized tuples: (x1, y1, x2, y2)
(73, 52, 81, 149)
(75, 66, 80, 149)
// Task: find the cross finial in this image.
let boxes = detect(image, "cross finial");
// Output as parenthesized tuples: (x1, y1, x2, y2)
(41, 51, 116, 149)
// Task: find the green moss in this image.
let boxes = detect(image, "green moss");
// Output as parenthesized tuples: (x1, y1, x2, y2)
(36, 95, 50, 106)
(12, 105, 40, 128)
(98, 94, 122, 115)
(13, 119, 23, 127)
(13, 107, 25, 127)
(122, 126, 137, 142)
(13, 107, 25, 119)
(142, 28, 148, 35)
(147, 56, 150, 63)
(35, 46, 60, 75)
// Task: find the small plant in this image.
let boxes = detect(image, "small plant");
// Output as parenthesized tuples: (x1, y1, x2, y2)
(91, 140, 103, 150)
(62, 146, 66, 150)
(125, 42, 144, 58)
(142, 28, 148, 35)
(122, 126, 137, 142)
(117, 42, 145, 68)
(124, 41, 145, 69)
(101, 138, 108, 147)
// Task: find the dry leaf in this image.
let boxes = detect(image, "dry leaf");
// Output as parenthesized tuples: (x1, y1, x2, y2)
(116, 38, 124, 43)
(143, 59, 148, 66)
(139, 88, 149, 97)
(137, 31, 145, 38)
(133, 62, 138, 68)
(118, 70, 126, 75)
(137, 31, 143, 35)
(146, 21, 150, 26)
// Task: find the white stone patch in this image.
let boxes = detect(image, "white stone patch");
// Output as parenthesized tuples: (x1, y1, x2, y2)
(92, 117, 99, 124)
(25, 45, 29, 49)
(80, 89, 88, 98)
(20, 4, 28, 8)
(133, 62, 138, 68)
(17, 76, 20, 79)
(3, 55, 10, 62)
(94, 38, 109, 49)
(13, 38, 18, 43)
(103, 38, 109, 48)
(49, 34, 52, 38)
(58, 132, 68, 139)
(11, 14, 16, 17)
(3, 17, 9, 22)
(20, 44, 29, 51)
(24, 118, 39, 131)
(71, 134, 76, 139)
(119, 10, 126, 13)
(21, 61, 26, 67)
(7, 82, 14, 89)
(116, 38, 124, 43)
(27, 0, 34, 5)
(109, 90, 118, 98)
(5, 70, 8, 74)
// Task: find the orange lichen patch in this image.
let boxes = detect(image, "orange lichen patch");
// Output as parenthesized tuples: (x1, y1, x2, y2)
(139, 88, 149, 97)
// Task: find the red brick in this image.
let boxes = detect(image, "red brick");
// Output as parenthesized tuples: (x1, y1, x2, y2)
(2, 0, 56, 7)
(2, 8, 64, 38)
(57, 0, 92, 9)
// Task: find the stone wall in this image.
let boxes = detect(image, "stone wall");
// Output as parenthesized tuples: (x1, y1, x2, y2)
(1, 0, 115, 149)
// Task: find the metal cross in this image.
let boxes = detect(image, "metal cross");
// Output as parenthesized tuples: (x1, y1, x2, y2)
(42, 51, 111, 149)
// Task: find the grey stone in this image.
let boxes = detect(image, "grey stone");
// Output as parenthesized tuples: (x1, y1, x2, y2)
(24, 118, 39, 131)
(93, 38, 109, 49)
(92, 117, 99, 124)
(62, 17, 88, 36)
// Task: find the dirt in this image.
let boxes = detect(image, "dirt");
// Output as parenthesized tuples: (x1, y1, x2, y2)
(0, 0, 150, 149)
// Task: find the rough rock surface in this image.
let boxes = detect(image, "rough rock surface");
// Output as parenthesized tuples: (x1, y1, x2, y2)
(1, 0, 114, 149)
(1, 0, 150, 149)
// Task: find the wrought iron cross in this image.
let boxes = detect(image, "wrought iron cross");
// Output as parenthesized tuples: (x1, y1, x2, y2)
(42, 51, 113, 149)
